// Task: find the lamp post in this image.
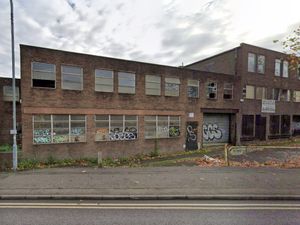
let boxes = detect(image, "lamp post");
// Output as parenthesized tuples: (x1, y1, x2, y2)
(10, 0, 18, 172)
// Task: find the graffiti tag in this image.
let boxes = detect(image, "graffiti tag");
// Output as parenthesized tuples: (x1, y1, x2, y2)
(109, 127, 137, 141)
(186, 125, 197, 142)
(203, 123, 222, 141)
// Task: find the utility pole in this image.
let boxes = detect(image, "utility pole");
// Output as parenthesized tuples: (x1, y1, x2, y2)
(10, 0, 18, 172)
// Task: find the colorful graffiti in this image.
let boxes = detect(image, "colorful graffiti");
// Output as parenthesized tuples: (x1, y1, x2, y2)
(203, 123, 222, 141)
(169, 126, 180, 137)
(33, 129, 51, 144)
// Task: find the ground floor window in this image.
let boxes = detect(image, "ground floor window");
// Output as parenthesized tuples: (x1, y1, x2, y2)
(33, 115, 86, 144)
(269, 115, 280, 135)
(241, 115, 254, 137)
(281, 115, 290, 135)
(95, 115, 138, 141)
(144, 116, 180, 139)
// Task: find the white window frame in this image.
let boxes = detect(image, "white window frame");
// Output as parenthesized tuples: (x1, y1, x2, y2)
(165, 77, 180, 97)
(257, 55, 265, 74)
(245, 85, 255, 99)
(275, 59, 281, 76)
(145, 75, 161, 96)
(61, 65, 83, 90)
(248, 53, 256, 72)
(255, 86, 266, 100)
(95, 69, 114, 92)
(223, 83, 233, 100)
(283, 60, 289, 78)
(293, 90, 300, 102)
(3, 86, 20, 102)
(31, 62, 56, 89)
(206, 81, 217, 99)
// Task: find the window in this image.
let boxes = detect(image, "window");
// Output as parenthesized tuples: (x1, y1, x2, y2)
(33, 115, 86, 144)
(118, 72, 135, 94)
(144, 115, 180, 139)
(244, 85, 254, 99)
(62, 65, 83, 90)
(274, 59, 281, 76)
(256, 87, 266, 100)
(257, 55, 265, 74)
(272, 88, 280, 101)
(283, 60, 289, 78)
(3, 86, 20, 102)
(280, 89, 290, 101)
(281, 115, 290, 135)
(32, 62, 55, 88)
(206, 82, 217, 99)
(242, 115, 254, 137)
(165, 78, 180, 96)
(248, 53, 256, 72)
(145, 75, 161, 96)
(223, 83, 233, 99)
(95, 115, 138, 141)
(293, 91, 300, 102)
(269, 115, 280, 135)
(187, 80, 199, 98)
(297, 64, 300, 80)
(95, 69, 113, 92)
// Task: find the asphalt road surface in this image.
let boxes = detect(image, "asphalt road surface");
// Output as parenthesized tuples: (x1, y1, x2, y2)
(0, 200, 299, 225)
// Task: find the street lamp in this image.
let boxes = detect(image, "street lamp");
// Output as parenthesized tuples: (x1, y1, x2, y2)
(10, 0, 18, 171)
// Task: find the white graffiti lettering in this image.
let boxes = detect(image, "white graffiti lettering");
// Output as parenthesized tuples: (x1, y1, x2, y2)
(186, 125, 197, 142)
(203, 123, 222, 141)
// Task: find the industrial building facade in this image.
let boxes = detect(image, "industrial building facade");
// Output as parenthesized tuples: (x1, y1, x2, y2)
(1, 43, 299, 159)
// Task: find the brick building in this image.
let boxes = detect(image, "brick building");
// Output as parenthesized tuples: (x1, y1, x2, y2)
(0, 77, 21, 145)
(20, 45, 240, 159)
(186, 43, 300, 143)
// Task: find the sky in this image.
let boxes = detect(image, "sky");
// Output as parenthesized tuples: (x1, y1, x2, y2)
(0, 0, 299, 78)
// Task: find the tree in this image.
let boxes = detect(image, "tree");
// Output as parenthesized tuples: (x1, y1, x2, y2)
(274, 25, 300, 71)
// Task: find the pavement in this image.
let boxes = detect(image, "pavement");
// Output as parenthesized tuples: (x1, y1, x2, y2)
(1, 166, 300, 200)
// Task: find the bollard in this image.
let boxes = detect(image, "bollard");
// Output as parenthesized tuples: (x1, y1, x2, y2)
(224, 144, 230, 166)
(97, 151, 103, 167)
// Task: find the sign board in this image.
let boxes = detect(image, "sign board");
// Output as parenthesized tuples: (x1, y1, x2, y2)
(229, 146, 247, 156)
(188, 112, 194, 118)
(261, 99, 275, 113)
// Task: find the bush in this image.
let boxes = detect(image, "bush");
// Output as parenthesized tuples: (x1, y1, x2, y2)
(0, 144, 12, 152)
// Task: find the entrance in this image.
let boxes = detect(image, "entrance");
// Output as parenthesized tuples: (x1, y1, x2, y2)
(255, 115, 266, 140)
(186, 122, 198, 150)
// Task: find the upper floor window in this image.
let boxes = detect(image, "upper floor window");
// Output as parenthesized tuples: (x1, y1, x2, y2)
(255, 87, 266, 100)
(283, 60, 289, 78)
(275, 59, 281, 76)
(118, 72, 135, 94)
(62, 65, 83, 90)
(272, 88, 280, 101)
(280, 89, 290, 101)
(243, 85, 255, 99)
(247, 53, 256, 72)
(223, 83, 233, 99)
(297, 64, 300, 80)
(206, 82, 217, 99)
(3, 86, 20, 102)
(145, 75, 161, 96)
(32, 62, 55, 88)
(257, 55, 265, 74)
(165, 77, 180, 97)
(293, 91, 300, 102)
(187, 80, 199, 98)
(95, 69, 113, 92)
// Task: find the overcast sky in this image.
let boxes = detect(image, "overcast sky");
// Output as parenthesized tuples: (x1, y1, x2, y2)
(0, 0, 299, 78)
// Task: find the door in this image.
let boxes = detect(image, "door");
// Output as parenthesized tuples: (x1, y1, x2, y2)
(255, 115, 266, 140)
(203, 114, 230, 144)
(186, 122, 198, 150)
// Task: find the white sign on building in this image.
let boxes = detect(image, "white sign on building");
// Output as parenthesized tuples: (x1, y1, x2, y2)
(261, 99, 275, 113)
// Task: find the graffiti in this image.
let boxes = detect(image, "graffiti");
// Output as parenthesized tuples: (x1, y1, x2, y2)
(169, 126, 180, 137)
(34, 129, 50, 136)
(34, 129, 51, 144)
(157, 126, 169, 138)
(109, 127, 137, 141)
(71, 127, 85, 135)
(203, 123, 222, 141)
(34, 136, 51, 144)
(186, 125, 197, 142)
(53, 135, 69, 143)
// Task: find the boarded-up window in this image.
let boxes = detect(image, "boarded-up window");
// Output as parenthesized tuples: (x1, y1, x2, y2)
(95, 115, 138, 141)
(206, 82, 217, 99)
(293, 91, 300, 102)
(223, 83, 233, 99)
(248, 53, 256, 72)
(32, 62, 56, 88)
(242, 115, 254, 137)
(275, 59, 281, 76)
(95, 69, 113, 92)
(62, 65, 83, 90)
(256, 87, 266, 100)
(281, 115, 290, 135)
(269, 115, 280, 135)
(144, 115, 180, 139)
(3, 86, 20, 102)
(283, 61, 289, 78)
(145, 75, 161, 95)
(187, 80, 199, 98)
(165, 78, 180, 97)
(118, 72, 135, 94)
(245, 85, 254, 99)
(257, 55, 265, 74)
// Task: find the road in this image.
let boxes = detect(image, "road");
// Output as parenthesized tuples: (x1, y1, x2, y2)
(0, 200, 299, 225)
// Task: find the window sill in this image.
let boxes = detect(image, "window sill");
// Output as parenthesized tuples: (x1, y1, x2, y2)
(33, 141, 87, 145)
